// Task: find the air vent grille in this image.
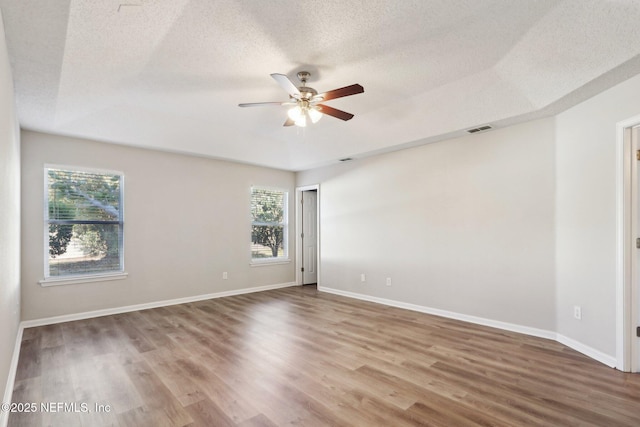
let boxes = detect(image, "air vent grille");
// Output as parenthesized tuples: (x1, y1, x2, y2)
(466, 125, 493, 134)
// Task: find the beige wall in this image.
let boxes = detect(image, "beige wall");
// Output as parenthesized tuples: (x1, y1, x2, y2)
(298, 118, 557, 331)
(11, 34, 640, 373)
(0, 8, 21, 414)
(555, 72, 640, 356)
(298, 71, 640, 363)
(21, 131, 295, 320)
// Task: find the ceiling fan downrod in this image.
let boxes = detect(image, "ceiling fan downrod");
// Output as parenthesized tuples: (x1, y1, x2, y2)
(296, 71, 317, 100)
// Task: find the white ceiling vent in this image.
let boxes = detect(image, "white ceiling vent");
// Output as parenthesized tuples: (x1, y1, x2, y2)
(466, 125, 493, 134)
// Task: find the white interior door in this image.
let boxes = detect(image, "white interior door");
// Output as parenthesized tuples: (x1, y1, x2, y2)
(302, 190, 318, 285)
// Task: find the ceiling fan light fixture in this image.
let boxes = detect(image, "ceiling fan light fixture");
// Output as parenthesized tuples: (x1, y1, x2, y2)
(288, 104, 320, 127)
(294, 113, 307, 127)
(287, 105, 302, 121)
(308, 107, 322, 124)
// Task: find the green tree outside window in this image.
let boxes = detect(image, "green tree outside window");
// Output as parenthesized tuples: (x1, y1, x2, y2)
(251, 188, 287, 260)
(46, 168, 124, 277)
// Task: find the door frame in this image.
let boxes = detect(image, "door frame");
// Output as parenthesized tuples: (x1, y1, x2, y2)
(295, 184, 320, 286)
(616, 114, 640, 372)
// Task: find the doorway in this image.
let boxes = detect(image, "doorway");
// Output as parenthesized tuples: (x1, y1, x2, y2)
(633, 125, 640, 372)
(617, 116, 640, 372)
(296, 185, 319, 286)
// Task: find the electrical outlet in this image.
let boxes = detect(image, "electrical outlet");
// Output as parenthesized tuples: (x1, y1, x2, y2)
(361, 274, 366, 282)
(386, 277, 392, 286)
(573, 305, 581, 320)
(222, 272, 228, 280)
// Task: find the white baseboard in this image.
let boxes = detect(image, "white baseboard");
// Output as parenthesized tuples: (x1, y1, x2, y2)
(3, 282, 296, 427)
(6, 280, 617, 427)
(1, 325, 24, 427)
(318, 286, 616, 368)
(21, 282, 297, 328)
(556, 334, 617, 368)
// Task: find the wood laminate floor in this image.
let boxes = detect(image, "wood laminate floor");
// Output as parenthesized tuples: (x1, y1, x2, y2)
(8, 285, 640, 426)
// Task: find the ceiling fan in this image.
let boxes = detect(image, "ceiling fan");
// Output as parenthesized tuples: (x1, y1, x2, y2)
(239, 71, 364, 127)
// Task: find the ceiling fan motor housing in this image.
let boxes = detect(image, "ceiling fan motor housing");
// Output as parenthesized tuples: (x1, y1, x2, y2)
(296, 71, 317, 100)
(298, 87, 317, 100)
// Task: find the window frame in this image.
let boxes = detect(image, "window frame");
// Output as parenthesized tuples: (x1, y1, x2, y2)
(250, 186, 290, 265)
(40, 164, 127, 286)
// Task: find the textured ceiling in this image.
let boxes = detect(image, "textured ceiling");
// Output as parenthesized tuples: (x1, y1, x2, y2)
(2, 0, 640, 170)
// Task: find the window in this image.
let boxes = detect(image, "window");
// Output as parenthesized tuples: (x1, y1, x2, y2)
(45, 167, 124, 279)
(251, 187, 288, 262)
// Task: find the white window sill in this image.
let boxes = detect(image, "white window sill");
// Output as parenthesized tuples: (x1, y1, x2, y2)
(39, 272, 128, 287)
(250, 259, 291, 267)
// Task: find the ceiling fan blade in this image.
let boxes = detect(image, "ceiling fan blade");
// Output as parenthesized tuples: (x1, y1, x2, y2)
(238, 101, 293, 107)
(271, 73, 301, 97)
(283, 117, 295, 127)
(314, 84, 364, 102)
(317, 104, 354, 121)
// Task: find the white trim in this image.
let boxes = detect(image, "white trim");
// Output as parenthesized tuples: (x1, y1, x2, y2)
(296, 185, 321, 191)
(39, 272, 128, 287)
(319, 286, 555, 339)
(5, 281, 295, 425)
(556, 334, 617, 368)
(1, 326, 24, 427)
(42, 167, 48, 277)
(318, 286, 617, 368)
(21, 282, 297, 328)
(615, 113, 640, 372)
(44, 163, 124, 177)
(250, 260, 291, 267)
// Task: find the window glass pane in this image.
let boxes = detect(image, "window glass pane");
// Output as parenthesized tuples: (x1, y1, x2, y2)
(251, 189, 284, 224)
(48, 223, 122, 277)
(48, 169, 121, 221)
(251, 225, 284, 258)
(46, 167, 124, 278)
(251, 188, 287, 260)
